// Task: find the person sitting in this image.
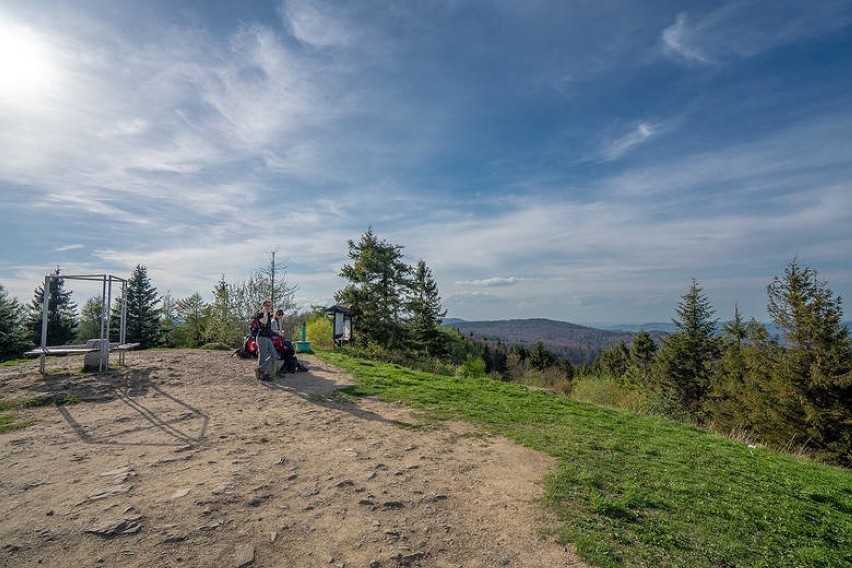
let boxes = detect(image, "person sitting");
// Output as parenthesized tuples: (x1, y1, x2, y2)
(271, 309, 286, 337)
(253, 300, 278, 381)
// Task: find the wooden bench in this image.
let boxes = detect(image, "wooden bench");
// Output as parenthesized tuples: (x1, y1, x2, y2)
(25, 345, 98, 356)
(25, 342, 141, 357)
(26, 341, 141, 373)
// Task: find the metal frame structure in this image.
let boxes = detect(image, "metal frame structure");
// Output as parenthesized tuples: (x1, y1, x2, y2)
(36, 273, 129, 373)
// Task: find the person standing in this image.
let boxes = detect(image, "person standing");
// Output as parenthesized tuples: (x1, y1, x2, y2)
(253, 300, 277, 381)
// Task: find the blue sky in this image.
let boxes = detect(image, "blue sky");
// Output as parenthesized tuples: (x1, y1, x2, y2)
(1, 0, 851, 325)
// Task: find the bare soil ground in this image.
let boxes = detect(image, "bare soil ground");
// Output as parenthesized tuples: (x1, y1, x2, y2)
(0, 349, 586, 568)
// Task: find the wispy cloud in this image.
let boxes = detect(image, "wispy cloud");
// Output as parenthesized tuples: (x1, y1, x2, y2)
(53, 244, 84, 253)
(661, 13, 709, 64)
(600, 122, 658, 161)
(456, 277, 524, 288)
(1, 1, 850, 325)
(283, 0, 356, 48)
(661, 2, 852, 65)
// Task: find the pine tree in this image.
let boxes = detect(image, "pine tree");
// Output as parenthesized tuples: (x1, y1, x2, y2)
(529, 341, 558, 371)
(653, 279, 719, 414)
(738, 319, 783, 443)
(594, 341, 630, 378)
(77, 296, 105, 342)
(123, 265, 161, 348)
(26, 268, 78, 346)
(205, 276, 244, 347)
(766, 259, 852, 464)
(630, 330, 657, 371)
(705, 305, 749, 431)
(176, 292, 208, 348)
(336, 228, 411, 348)
(0, 284, 30, 360)
(623, 330, 657, 386)
(407, 259, 447, 354)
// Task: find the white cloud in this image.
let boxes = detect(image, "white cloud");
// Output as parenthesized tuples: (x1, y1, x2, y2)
(661, 13, 709, 64)
(283, 0, 355, 47)
(53, 244, 84, 252)
(661, 3, 852, 65)
(455, 277, 523, 287)
(600, 121, 658, 161)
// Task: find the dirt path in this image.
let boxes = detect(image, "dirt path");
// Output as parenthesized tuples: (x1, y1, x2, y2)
(0, 349, 586, 568)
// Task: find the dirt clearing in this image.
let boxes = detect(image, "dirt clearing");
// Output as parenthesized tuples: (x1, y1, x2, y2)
(0, 349, 586, 568)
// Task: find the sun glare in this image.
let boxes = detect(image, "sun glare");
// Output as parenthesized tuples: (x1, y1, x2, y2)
(0, 19, 56, 103)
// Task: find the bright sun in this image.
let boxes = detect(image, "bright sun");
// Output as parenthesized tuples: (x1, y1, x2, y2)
(0, 19, 55, 103)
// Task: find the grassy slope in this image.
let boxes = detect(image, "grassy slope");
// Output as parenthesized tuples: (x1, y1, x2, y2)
(319, 351, 852, 568)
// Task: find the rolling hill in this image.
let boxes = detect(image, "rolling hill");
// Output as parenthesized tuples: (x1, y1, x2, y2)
(443, 318, 664, 364)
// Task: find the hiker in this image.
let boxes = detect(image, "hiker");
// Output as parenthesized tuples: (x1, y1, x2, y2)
(271, 309, 286, 338)
(253, 300, 278, 381)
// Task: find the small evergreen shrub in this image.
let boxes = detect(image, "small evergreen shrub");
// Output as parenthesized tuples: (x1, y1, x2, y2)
(457, 355, 486, 378)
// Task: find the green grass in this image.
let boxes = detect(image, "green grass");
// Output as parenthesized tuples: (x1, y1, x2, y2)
(0, 394, 81, 433)
(318, 351, 852, 568)
(0, 398, 34, 433)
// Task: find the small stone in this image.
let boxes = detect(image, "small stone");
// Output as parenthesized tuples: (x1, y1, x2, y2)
(171, 488, 191, 499)
(235, 544, 255, 567)
(84, 516, 142, 536)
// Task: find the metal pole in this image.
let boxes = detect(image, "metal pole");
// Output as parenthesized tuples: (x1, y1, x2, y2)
(119, 279, 128, 366)
(39, 275, 50, 373)
(270, 248, 276, 311)
(103, 276, 113, 372)
(99, 275, 107, 344)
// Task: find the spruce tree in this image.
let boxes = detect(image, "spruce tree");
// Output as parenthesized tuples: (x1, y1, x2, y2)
(176, 292, 208, 348)
(529, 341, 559, 371)
(407, 259, 447, 354)
(738, 319, 783, 443)
(205, 276, 244, 347)
(624, 330, 657, 386)
(123, 265, 161, 348)
(767, 259, 852, 464)
(26, 268, 78, 346)
(705, 306, 749, 431)
(654, 279, 719, 414)
(0, 284, 30, 360)
(77, 296, 105, 342)
(336, 228, 411, 348)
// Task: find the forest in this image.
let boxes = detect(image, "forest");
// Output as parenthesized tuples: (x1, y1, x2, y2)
(1, 229, 849, 466)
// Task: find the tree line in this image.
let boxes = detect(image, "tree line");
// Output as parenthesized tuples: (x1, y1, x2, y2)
(1, 232, 848, 465)
(583, 261, 851, 466)
(334, 236, 851, 465)
(0, 257, 301, 356)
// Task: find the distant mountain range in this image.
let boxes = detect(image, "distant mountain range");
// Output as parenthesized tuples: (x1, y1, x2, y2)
(442, 318, 666, 365)
(442, 318, 852, 363)
(597, 322, 677, 333)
